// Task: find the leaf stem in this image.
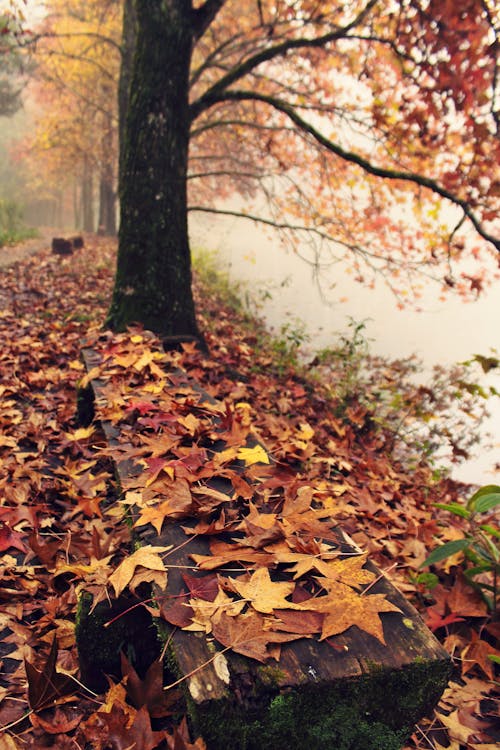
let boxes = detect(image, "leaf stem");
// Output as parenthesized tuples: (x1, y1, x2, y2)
(0, 708, 33, 732)
(163, 645, 232, 691)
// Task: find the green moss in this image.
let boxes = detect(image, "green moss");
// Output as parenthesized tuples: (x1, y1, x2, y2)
(75, 592, 161, 693)
(188, 657, 451, 750)
(257, 665, 287, 688)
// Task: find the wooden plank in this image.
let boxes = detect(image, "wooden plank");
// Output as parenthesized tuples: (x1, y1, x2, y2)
(78, 346, 452, 750)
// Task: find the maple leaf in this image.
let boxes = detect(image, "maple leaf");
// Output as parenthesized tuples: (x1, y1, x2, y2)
(63, 426, 95, 443)
(134, 500, 182, 534)
(461, 630, 500, 681)
(184, 589, 246, 633)
(212, 610, 306, 662)
(301, 582, 402, 644)
(108, 545, 170, 597)
(0, 521, 27, 554)
(137, 478, 193, 520)
(314, 554, 376, 589)
(228, 568, 298, 614)
(25, 638, 76, 712)
(165, 716, 207, 750)
(82, 703, 159, 750)
(425, 607, 465, 632)
(121, 653, 181, 718)
(181, 572, 219, 601)
(236, 444, 270, 466)
(30, 705, 84, 734)
(191, 542, 273, 570)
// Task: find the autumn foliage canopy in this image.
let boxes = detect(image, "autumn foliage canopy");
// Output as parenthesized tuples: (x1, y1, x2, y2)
(5, 0, 500, 317)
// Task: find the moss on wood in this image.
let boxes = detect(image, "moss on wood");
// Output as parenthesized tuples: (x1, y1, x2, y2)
(76, 592, 161, 693)
(188, 657, 452, 750)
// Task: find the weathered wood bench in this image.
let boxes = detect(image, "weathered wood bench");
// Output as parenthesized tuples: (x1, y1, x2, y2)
(76, 339, 452, 750)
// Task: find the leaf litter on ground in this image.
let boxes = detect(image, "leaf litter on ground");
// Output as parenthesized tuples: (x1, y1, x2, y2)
(0, 236, 497, 748)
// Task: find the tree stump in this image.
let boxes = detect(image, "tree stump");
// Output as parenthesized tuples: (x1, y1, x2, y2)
(70, 235, 84, 249)
(51, 237, 73, 255)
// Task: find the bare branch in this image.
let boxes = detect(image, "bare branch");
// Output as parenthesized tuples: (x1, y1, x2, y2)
(199, 89, 500, 253)
(190, 0, 380, 119)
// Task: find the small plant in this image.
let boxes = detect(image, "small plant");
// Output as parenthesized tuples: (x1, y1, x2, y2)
(0, 199, 37, 247)
(271, 318, 310, 373)
(422, 485, 500, 613)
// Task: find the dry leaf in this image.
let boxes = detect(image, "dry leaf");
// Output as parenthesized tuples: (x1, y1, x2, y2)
(108, 545, 171, 597)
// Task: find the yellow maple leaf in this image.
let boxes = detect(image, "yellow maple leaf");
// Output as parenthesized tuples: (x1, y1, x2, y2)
(79, 366, 101, 389)
(108, 545, 171, 597)
(184, 589, 246, 633)
(298, 423, 314, 441)
(314, 554, 376, 589)
(64, 426, 95, 442)
(230, 568, 297, 614)
(134, 500, 177, 534)
(236, 444, 270, 466)
(177, 413, 200, 435)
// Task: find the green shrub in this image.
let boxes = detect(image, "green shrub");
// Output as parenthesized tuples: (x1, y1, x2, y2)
(422, 485, 500, 612)
(0, 199, 37, 247)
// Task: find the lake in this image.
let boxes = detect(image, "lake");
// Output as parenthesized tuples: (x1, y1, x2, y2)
(190, 206, 500, 486)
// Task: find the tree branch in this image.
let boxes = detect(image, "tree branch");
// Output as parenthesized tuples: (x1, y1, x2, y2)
(192, 0, 229, 41)
(190, 0, 379, 120)
(197, 90, 500, 253)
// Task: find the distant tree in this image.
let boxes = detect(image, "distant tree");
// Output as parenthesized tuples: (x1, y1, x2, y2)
(108, 0, 499, 341)
(0, 11, 27, 117)
(15, 0, 121, 233)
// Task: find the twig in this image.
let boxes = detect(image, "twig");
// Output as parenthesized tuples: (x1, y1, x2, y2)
(360, 562, 398, 595)
(163, 646, 232, 691)
(0, 708, 33, 733)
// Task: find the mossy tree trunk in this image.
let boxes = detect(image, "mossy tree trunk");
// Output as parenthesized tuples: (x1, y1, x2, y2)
(107, 0, 201, 339)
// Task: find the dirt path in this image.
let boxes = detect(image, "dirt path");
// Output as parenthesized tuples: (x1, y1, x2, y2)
(0, 228, 59, 268)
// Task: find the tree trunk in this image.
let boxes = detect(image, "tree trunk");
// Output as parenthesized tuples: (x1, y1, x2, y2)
(98, 121, 117, 236)
(82, 156, 94, 233)
(98, 173, 116, 235)
(108, 0, 202, 341)
(118, 0, 136, 185)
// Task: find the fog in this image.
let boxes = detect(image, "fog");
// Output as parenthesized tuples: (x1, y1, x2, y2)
(190, 205, 500, 486)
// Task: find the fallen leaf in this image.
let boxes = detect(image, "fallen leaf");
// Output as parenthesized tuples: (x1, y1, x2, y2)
(25, 638, 76, 712)
(236, 445, 270, 466)
(212, 610, 306, 662)
(108, 545, 171, 597)
(301, 582, 401, 644)
(229, 567, 297, 614)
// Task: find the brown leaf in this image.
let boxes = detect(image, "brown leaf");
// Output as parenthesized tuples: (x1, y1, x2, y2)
(461, 630, 500, 681)
(30, 705, 83, 734)
(82, 704, 159, 750)
(121, 653, 181, 718)
(272, 608, 324, 635)
(229, 567, 297, 614)
(25, 638, 76, 712)
(165, 716, 207, 750)
(212, 610, 306, 663)
(301, 582, 401, 644)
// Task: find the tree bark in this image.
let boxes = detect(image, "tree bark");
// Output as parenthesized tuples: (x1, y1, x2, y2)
(98, 120, 117, 236)
(82, 155, 94, 233)
(108, 0, 202, 341)
(118, 0, 137, 186)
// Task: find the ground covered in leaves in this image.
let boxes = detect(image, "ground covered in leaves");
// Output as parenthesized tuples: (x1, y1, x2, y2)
(0, 236, 498, 749)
